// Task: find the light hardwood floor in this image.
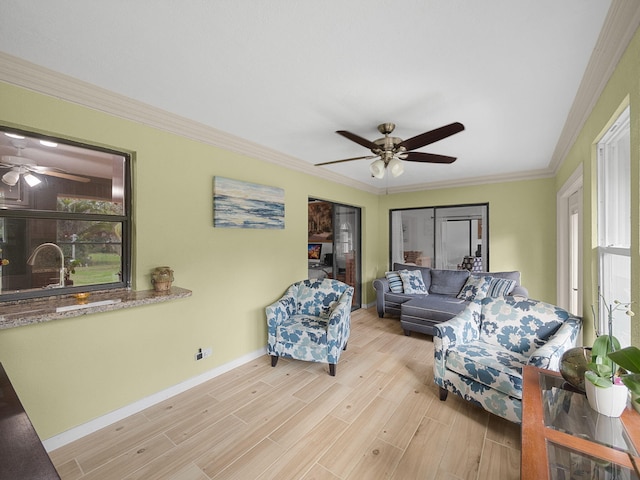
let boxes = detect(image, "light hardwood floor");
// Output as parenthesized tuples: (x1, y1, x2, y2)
(49, 307, 521, 480)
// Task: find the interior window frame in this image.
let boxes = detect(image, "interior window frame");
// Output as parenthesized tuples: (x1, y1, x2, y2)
(0, 126, 132, 302)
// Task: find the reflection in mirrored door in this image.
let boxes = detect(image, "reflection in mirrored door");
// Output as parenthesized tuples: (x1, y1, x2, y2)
(390, 204, 488, 271)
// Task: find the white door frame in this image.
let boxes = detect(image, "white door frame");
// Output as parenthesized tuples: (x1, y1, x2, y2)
(557, 164, 583, 315)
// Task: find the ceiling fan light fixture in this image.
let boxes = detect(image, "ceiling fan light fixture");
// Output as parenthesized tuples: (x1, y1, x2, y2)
(370, 159, 385, 179)
(23, 172, 42, 187)
(4, 133, 25, 140)
(2, 169, 20, 186)
(388, 158, 404, 177)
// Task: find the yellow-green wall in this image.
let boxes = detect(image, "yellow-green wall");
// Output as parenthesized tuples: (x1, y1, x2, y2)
(556, 26, 640, 347)
(1, 24, 638, 441)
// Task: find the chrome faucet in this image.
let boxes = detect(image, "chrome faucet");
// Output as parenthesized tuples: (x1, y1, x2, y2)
(27, 242, 65, 288)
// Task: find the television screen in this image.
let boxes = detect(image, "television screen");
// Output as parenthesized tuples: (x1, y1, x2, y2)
(308, 243, 322, 260)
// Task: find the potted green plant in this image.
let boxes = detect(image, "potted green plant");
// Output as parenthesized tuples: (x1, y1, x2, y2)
(584, 296, 634, 417)
(608, 345, 640, 413)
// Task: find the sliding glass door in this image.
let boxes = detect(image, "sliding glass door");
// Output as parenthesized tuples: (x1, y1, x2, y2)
(390, 203, 488, 271)
(334, 204, 361, 309)
(308, 199, 361, 310)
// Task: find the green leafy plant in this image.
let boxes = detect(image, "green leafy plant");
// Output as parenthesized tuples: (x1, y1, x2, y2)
(584, 294, 634, 388)
(608, 346, 640, 403)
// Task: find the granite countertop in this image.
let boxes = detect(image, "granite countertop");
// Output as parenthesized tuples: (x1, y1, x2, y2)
(0, 287, 192, 330)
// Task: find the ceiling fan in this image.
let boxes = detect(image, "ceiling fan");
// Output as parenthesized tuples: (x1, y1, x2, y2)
(316, 122, 465, 179)
(0, 147, 90, 187)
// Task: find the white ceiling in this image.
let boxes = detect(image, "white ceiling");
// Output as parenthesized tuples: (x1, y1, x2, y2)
(0, 1, 636, 193)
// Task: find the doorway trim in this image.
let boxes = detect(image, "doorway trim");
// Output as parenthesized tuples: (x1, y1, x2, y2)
(557, 163, 583, 315)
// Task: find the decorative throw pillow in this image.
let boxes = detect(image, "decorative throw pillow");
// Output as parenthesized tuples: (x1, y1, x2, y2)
(457, 275, 492, 301)
(486, 277, 516, 297)
(398, 269, 428, 294)
(385, 271, 404, 293)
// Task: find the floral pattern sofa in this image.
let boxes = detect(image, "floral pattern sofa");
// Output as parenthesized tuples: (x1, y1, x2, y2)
(433, 296, 582, 423)
(266, 278, 354, 376)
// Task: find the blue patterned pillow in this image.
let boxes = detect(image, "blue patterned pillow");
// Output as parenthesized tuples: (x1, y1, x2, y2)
(399, 269, 428, 294)
(457, 275, 492, 301)
(385, 271, 404, 293)
(487, 277, 516, 297)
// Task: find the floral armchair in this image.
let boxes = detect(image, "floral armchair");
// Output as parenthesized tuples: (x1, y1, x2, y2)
(433, 296, 582, 423)
(266, 278, 354, 376)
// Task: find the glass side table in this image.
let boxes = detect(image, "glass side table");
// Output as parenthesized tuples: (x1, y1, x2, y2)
(522, 366, 640, 480)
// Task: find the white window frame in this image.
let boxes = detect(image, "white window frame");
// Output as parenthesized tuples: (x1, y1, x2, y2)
(596, 106, 631, 346)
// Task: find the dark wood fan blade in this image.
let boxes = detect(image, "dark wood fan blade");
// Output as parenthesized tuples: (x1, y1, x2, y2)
(31, 166, 90, 182)
(397, 122, 465, 151)
(403, 152, 457, 164)
(38, 170, 91, 183)
(336, 130, 380, 151)
(316, 155, 378, 166)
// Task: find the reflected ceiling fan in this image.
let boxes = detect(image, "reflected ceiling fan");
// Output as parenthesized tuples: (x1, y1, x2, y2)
(0, 146, 90, 187)
(316, 122, 465, 179)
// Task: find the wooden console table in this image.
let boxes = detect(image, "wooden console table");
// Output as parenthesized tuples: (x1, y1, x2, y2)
(522, 365, 640, 479)
(0, 362, 61, 479)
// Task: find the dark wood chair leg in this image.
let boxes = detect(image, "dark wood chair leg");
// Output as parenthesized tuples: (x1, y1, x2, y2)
(271, 356, 278, 367)
(329, 364, 336, 376)
(439, 387, 448, 401)
(343, 342, 348, 351)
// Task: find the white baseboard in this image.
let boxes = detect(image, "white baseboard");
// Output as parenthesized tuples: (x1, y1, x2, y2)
(43, 347, 267, 452)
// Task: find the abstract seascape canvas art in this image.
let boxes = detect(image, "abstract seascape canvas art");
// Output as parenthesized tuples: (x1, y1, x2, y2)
(213, 177, 285, 229)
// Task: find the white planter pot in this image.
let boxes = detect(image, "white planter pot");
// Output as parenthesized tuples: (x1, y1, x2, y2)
(585, 380, 629, 417)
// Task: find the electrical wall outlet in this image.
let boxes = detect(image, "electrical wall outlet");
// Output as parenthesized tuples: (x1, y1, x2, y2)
(195, 347, 213, 361)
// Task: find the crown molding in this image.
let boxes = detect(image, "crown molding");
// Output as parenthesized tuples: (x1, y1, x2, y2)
(0, 51, 380, 194)
(550, 0, 640, 174)
(383, 168, 555, 195)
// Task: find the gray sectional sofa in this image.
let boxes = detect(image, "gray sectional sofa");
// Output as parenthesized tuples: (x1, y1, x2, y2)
(372, 263, 529, 336)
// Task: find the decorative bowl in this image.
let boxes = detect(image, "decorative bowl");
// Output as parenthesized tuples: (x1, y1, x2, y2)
(73, 293, 90, 303)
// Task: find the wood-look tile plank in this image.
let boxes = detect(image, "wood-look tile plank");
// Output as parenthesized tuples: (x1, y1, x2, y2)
(330, 370, 393, 423)
(232, 374, 311, 425)
(123, 415, 247, 480)
(390, 416, 452, 480)
(345, 438, 404, 480)
(318, 396, 398, 478)
(142, 387, 219, 423)
(166, 463, 209, 480)
(165, 381, 271, 444)
(53, 459, 83, 480)
(81, 434, 175, 480)
(476, 439, 520, 480)
(204, 360, 272, 399)
(269, 383, 352, 448)
(49, 413, 151, 466)
(195, 397, 307, 475)
(258, 415, 349, 480)
(485, 414, 521, 450)
(209, 438, 284, 480)
(438, 404, 490, 480)
(377, 385, 433, 450)
(300, 464, 341, 480)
